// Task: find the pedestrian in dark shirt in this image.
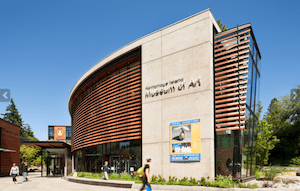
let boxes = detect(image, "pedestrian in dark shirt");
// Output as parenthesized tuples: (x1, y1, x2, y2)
(22, 162, 28, 182)
(140, 158, 151, 191)
(101, 161, 110, 180)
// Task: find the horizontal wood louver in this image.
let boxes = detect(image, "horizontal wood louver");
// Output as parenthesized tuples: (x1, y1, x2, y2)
(70, 51, 142, 152)
(214, 25, 252, 132)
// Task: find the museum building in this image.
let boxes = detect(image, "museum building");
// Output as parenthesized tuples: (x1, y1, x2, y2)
(68, 9, 261, 180)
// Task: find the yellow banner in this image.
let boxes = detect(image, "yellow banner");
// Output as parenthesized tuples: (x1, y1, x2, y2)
(170, 119, 201, 161)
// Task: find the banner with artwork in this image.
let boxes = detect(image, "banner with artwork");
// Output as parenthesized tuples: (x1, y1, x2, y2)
(170, 119, 201, 162)
(54, 126, 66, 140)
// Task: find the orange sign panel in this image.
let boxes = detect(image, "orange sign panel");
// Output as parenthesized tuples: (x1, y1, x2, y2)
(54, 126, 66, 140)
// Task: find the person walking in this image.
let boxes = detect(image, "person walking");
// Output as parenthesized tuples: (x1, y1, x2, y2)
(9, 162, 19, 184)
(140, 158, 152, 191)
(21, 162, 28, 182)
(101, 161, 110, 180)
(73, 169, 77, 178)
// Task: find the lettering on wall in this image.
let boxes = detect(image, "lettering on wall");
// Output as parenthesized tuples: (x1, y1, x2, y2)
(145, 76, 201, 98)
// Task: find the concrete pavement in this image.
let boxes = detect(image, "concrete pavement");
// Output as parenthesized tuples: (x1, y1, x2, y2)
(2, 172, 300, 191)
(0, 172, 155, 191)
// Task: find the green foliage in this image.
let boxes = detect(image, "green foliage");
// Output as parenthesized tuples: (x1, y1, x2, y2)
(255, 166, 285, 179)
(167, 176, 179, 185)
(120, 174, 132, 181)
(267, 85, 300, 165)
(68, 172, 73, 176)
(133, 175, 142, 183)
(151, 175, 166, 184)
(209, 175, 238, 188)
(216, 19, 227, 32)
(109, 173, 120, 180)
(20, 145, 41, 167)
(1, 98, 23, 127)
(67, 172, 261, 188)
(290, 156, 300, 166)
(254, 103, 279, 166)
(1, 98, 35, 138)
(99, 172, 105, 177)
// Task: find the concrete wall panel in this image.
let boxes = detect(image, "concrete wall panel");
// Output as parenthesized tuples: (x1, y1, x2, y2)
(161, 18, 211, 57)
(142, 101, 162, 144)
(141, 10, 215, 180)
(142, 35, 162, 64)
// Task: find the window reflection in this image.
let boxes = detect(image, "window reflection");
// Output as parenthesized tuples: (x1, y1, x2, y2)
(73, 140, 142, 174)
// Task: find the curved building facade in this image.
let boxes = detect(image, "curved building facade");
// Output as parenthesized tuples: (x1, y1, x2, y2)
(69, 9, 261, 180)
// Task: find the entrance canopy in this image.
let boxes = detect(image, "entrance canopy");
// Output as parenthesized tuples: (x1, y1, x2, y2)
(21, 140, 71, 149)
(21, 140, 72, 177)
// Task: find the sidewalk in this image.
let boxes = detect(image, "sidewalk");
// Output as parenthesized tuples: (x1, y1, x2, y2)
(0, 172, 151, 191)
(2, 172, 300, 191)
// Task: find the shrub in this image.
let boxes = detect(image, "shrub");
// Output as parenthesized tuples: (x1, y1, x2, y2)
(77, 172, 85, 177)
(68, 172, 73, 176)
(188, 177, 197, 185)
(92, 173, 100, 179)
(262, 166, 281, 178)
(109, 173, 120, 180)
(208, 175, 237, 188)
(133, 175, 142, 183)
(290, 157, 300, 166)
(120, 174, 132, 181)
(249, 184, 259, 189)
(158, 175, 166, 183)
(167, 176, 178, 185)
(151, 175, 158, 183)
(99, 172, 105, 178)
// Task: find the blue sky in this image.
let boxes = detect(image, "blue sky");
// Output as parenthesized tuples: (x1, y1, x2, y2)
(0, 0, 299, 141)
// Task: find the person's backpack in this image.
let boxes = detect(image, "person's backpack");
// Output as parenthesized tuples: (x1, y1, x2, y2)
(136, 165, 145, 179)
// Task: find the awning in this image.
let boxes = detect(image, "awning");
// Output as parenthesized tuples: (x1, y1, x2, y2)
(0, 148, 16, 152)
(21, 140, 71, 149)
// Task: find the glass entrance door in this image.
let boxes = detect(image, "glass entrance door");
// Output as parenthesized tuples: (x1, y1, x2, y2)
(110, 155, 120, 174)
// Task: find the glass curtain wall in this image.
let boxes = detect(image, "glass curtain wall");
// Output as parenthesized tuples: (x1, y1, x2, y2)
(74, 140, 141, 174)
(214, 24, 261, 179)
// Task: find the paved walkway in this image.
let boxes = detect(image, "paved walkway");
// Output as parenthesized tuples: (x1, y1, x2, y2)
(0, 172, 156, 191)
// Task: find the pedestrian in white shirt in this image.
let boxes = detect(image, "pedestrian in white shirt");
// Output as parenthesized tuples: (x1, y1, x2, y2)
(9, 163, 19, 184)
(73, 169, 77, 178)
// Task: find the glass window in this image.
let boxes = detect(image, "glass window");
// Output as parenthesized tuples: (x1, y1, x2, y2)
(255, 72, 260, 117)
(257, 56, 261, 74)
(252, 41, 257, 65)
(66, 126, 72, 138)
(250, 118, 258, 176)
(75, 150, 83, 172)
(251, 66, 257, 113)
(246, 57, 253, 108)
(249, 35, 254, 57)
(242, 108, 252, 177)
(48, 126, 54, 139)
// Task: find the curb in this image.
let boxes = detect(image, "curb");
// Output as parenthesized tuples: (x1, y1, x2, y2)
(65, 176, 134, 188)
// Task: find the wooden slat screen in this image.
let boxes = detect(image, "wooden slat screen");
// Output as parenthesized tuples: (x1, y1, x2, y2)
(70, 55, 141, 152)
(214, 26, 252, 132)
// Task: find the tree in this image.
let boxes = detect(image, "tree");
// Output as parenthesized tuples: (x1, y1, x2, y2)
(1, 98, 34, 138)
(20, 145, 40, 167)
(1, 98, 41, 167)
(254, 103, 279, 166)
(1, 98, 22, 126)
(217, 19, 227, 32)
(267, 85, 300, 165)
